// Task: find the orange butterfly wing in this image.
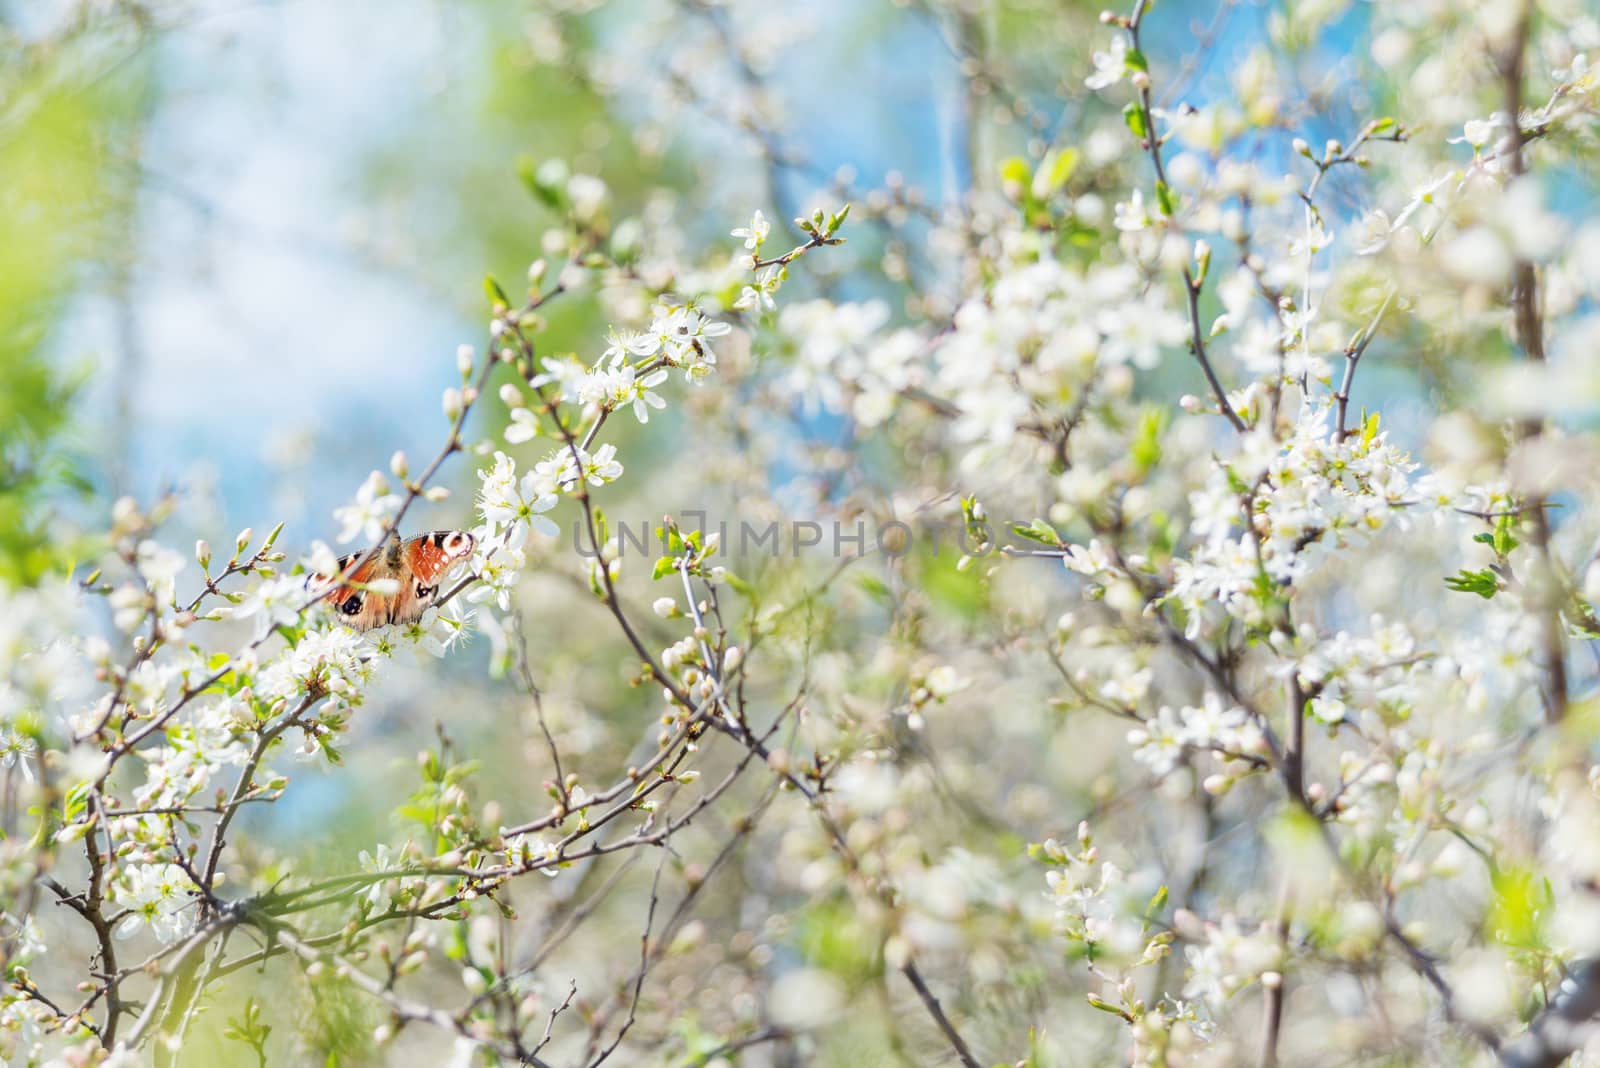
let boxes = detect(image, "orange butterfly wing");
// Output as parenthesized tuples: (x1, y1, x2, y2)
(310, 531, 475, 631)
(388, 531, 477, 626)
(315, 553, 397, 631)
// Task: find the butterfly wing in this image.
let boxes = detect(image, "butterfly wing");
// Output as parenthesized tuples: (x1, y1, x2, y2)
(310, 551, 398, 631)
(387, 530, 477, 626)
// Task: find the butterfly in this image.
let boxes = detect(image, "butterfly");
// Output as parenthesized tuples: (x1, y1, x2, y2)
(309, 530, 476, 631)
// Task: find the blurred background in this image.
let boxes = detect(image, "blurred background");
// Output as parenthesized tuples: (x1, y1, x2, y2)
(8, 0, 1553, 1063)
(3, 0, 1348, 540)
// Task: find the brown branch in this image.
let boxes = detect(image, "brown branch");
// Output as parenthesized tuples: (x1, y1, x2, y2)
(1498, 0, 1568, 724)
(586, 849, 668, 1066)
(269, 928, 557, 1068)
(1334, 288, 1397, 444)
(901, 961, 982, 1068)
(1124, 0, 1245, 433)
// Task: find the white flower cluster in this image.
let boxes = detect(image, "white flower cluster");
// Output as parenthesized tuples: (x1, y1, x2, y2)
(520, 303, 732, 441)
(1126, 693, 1263, 777)
(1036, 824, 1179, 1046)
(476, 450, 559, 545)
(110, 862, 197, 944)
(1289, 616, 1423, 727)
(1175, 910, 1285, 1005)
(258, 627, 371, 701)
(1169, 401, 1434, 634)
(935, 259, 1184, 456)
(766, 254, 1187, 459)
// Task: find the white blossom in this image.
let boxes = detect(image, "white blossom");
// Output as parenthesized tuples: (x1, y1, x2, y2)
(334, 471, 401, 545)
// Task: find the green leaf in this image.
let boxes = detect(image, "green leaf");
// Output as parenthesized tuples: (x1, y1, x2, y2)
(654, 524, 685, 556)
(516, 155, 564, 208)
(1123, 47, 1149, 73)
(1361, 410, 1381, 449)
(61, 780, 89, 822)
(1122, 102, 1147, 139)
(483, 274, 510, 310)
(1488, 866, 1550, 949)
(1444, 568, 1499, 599)
(794, 898, 883, 982)
(1144, 885, 1168, 920)
(1492, 513, 1520, 557)
(1009, 519, 1061, 546)
(919, 545, 989, 621)
(999, 156, 1031, 199)
(1154, 180, 1176, 217)
(1085, 992, 1133, 1020)
(855, 573, 893, 603)
(1131, 407, 1165, 474)
(1567, 595, 1600, 639)
(1031, 147, 1079, 199)
(651, 556, 677, 581)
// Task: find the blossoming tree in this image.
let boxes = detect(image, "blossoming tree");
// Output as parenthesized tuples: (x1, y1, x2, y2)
(3, 0, 1600, 1065)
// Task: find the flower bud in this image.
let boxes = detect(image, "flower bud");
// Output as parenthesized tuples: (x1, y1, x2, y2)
(55, 820, 94, 844)
(390, 451, 409, 480)
(456, 344, 475, 377)
(1192, 239, 1212, 284)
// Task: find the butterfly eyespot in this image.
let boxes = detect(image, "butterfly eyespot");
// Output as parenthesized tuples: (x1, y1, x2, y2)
(415, 582, 438, 600)
(341, 594, 364, 616)
(438, 531, 474, 554)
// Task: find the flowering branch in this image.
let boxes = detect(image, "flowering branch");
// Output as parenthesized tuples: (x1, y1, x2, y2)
(1119, 0, 1245, 433)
